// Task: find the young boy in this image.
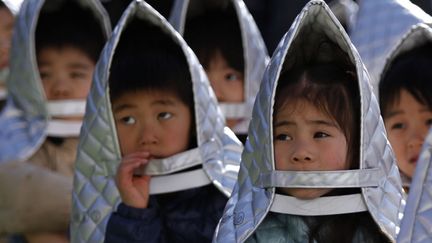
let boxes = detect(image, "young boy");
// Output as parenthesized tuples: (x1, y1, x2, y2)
(70, 2, 242, 242)
(0, 1, 14, 109)
(181, 2, 269, 142)
(0, 0, 110, 242)
(379, 25, 432, 189)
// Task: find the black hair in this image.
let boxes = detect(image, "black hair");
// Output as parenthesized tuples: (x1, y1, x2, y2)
(379, 43, 432, 117)
(109, 18, 196, 148)
(35, 1, 105, 63)
(183, 6, 244, 73)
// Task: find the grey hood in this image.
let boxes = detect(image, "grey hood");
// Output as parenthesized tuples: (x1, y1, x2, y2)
(169, 0, 269, 134)
(71, 1, 242, 242)
(349, 0, 432, 96)
(214, 1, 405, 242)
(0, 0, 111, 163)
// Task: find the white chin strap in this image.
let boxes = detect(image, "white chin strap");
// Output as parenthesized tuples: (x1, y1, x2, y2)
(131, 146, 213, 195)
(271, 193, 368, 215)
(46, 100, 86, 137)
(256, 168, 382, 215)
(219, 103, 252, 119)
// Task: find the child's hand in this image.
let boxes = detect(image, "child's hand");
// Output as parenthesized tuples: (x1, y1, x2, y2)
(115, 151, 151, 209)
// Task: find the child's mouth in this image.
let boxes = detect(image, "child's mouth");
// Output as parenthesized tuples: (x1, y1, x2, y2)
(409, 156, 418, 164)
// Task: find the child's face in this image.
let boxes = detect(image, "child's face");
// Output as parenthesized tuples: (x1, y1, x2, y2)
(113, 90, 192, 158)
(38, 46, 95, 101)
(384, 89, 432, 178)
(206, 51, 244, 128)
(0, 7, 14, 70)
(273, 99, 349, 199)
(206, 51, 244, 103)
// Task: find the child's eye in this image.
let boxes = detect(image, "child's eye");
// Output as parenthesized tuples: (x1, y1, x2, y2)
(158, 112, 173, 120)
(391, 122, 405, 130)
(40, 72, 50, 80)
(314, 132, 329, 138)
(426, 118, 432, 126)
(70, 72, 87, 79)
(121, 116, 136, 125)
(225, 73, 239, 82)
(274, 134, 292, 141)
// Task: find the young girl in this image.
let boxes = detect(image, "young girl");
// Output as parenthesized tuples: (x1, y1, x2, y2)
(70, 2, 242, 242)
(214, 1, 405, 242)
(379, 24, 432, 189)
(172, 0, 269, 142)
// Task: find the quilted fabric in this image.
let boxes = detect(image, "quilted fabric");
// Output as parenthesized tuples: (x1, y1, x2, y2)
(395, 25, 432, 243)
(71, 1, 243, 242)
(213, 1, 405, 242)
(349, 0, 432, 96)
(0, 0, 111, 163)
(169, 0, 269, 133)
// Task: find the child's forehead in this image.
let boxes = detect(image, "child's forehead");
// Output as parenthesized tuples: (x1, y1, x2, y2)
(113, 89, 184, 103)
(36, 46, 95, 68)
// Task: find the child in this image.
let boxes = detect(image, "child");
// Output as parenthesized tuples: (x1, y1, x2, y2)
(0, 0, 110, 242)
(214, 1, 405, 242)
(70, 1, 242, 242)
(178, 0, 269, 142)
(397, 92, 432, 242)
(379, 24, 432, 189)
(0, 1, 14, 109)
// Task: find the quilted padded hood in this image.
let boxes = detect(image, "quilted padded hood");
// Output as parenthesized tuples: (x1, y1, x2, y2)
(71, 1, 242, 242)
(349, 0, 432, 96)
(214, 1, 405, 242)
(0, 0, 111, 163)
(169, 0, 269, 134)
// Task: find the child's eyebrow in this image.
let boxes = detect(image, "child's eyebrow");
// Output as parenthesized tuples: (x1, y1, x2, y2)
(151, 99, 176, 106)
(385, 110, 403, 119)
(113, 104, 135, 113)
(274, 119, 337, 128)
(68, 63, 92, 70)
(306, 119, 337, 127)
(274, 120, 294, 128)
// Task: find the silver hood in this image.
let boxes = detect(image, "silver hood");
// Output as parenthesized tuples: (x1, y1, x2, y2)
(169, 0, 269, 134)
(214, 1, 405, 242)
(349, 0, 432, 96)
(0, 0, 111, 163)
(71, 1, 242, 242)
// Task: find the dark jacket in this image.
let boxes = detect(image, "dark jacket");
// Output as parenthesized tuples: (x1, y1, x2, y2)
(105, 185, 227, 243)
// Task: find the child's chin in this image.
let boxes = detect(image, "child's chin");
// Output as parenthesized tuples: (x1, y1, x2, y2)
(281, 188, 329, 200)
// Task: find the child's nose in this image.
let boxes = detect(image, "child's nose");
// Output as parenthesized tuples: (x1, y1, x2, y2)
(407, 127, 426, 149)
(139, 123, 158, 145)
(208, 78, 224, 101)
(49, 78, 71, 99)
(291, 141, 314, 163)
